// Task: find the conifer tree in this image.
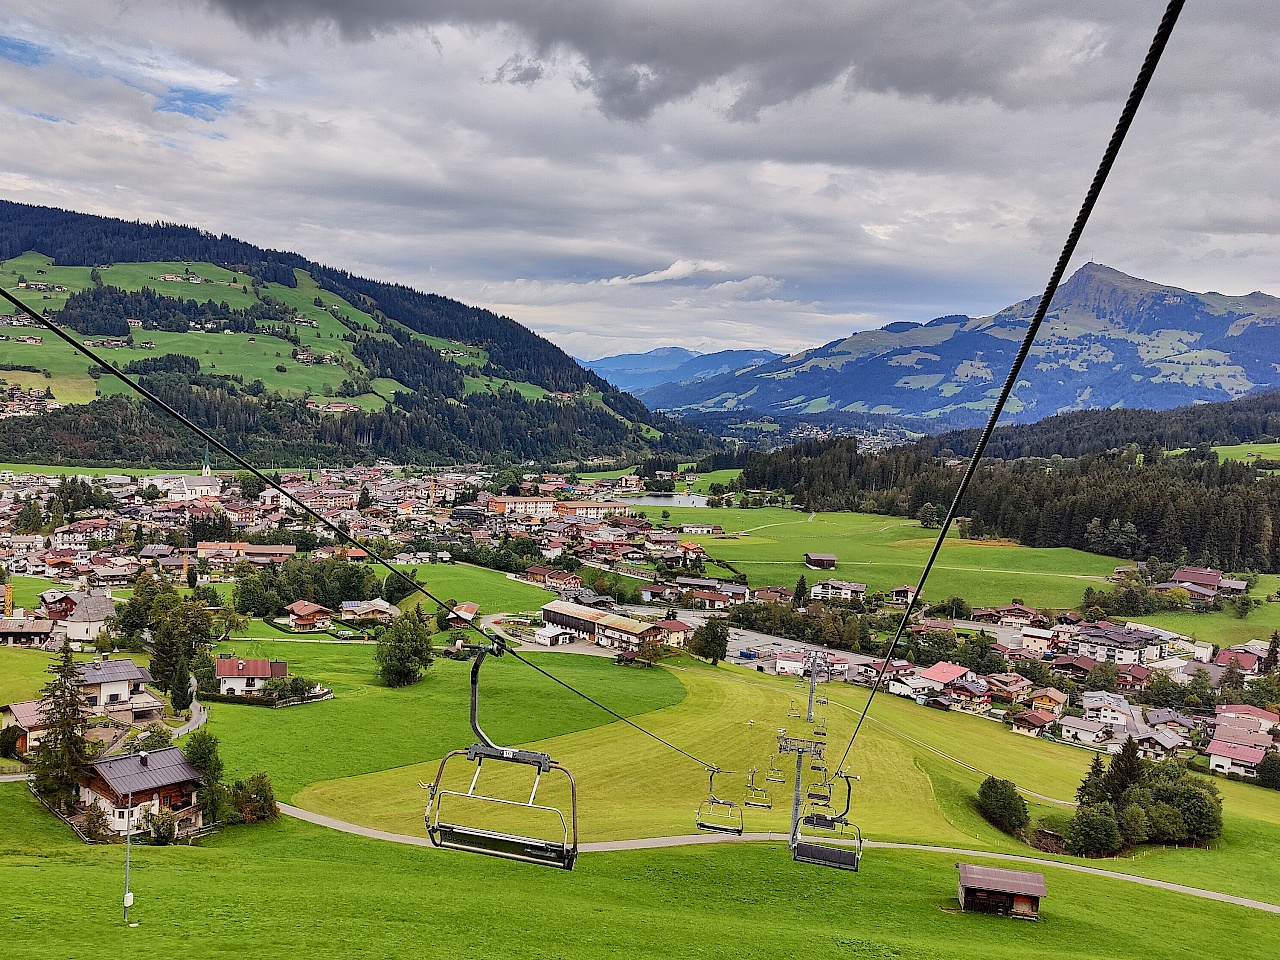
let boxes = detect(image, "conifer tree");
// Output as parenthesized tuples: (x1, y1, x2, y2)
(1103, 736, 1144, 805)
(31, 642, 91, 813)
(1076, 753, 1108, 806)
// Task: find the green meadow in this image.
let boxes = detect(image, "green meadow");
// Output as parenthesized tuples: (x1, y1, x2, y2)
(655, 507, 1118, 608)
(4, 783, 1275, 960)
(395, 562, 555, 615)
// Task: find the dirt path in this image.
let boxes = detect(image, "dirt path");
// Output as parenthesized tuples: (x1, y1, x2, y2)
(275, 804, 1280, 913)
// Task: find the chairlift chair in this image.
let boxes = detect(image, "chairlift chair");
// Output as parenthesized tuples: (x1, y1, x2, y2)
(425, 642, 579, 870)
(815, 693, 828, 706)
(805, 777, 832, 807)
(744, 769, 773, 809)
(765, 754, 786, 784)
(787, 699, 803, 719)
(695, 768, 745, 835)
(813, 716, 827, 738)
(791, 774, 862, 872)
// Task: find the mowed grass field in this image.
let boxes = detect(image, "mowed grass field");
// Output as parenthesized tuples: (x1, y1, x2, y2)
(657, 507, 1119, 607)
(5, 786, 1276, 960)
(277, 649, 1280, 901)
(207, 641, 686, 798)
(394, 562, 555, 615)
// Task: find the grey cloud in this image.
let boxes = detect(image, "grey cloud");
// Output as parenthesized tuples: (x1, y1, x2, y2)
(196, 1, 1280, 120)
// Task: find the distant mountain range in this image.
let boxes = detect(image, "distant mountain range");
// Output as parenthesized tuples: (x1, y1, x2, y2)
(639, 264, 1280, 425)
(581, 346, 782, 394)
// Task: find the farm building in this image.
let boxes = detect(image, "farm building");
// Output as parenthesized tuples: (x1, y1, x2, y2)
(957, 863, 1045, 919)
(803, 552, 838, 570)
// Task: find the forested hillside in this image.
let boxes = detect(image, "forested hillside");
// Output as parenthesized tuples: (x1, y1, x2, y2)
(920, 389, 1280, 460)
(0, 201, 710, 465)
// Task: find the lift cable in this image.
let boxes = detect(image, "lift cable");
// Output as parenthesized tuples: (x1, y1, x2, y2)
(0, 283, 717, 771)
(833, 0, 1188, 775)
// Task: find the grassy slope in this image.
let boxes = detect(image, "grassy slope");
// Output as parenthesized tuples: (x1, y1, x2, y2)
(395, 563, 555, 615)
(207, 642, 685, 799)
(657, 506, 1119, 607)
(3, 786, 1275, 960)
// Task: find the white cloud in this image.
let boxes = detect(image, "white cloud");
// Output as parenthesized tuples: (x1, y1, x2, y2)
(0, 1, 1277, 359)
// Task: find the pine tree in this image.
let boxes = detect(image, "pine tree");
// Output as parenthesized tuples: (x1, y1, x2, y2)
(31, 641, 91, 813)
(1076, 754, 1108, 806)
(1103, 736, 1144, 805)
(794, 575, 808, 606)
(170, 657, 193, 711)
(1263, 631, 1279, 674)
(47, 498, 65, 530)
(15, 498, 42, 534)
(358, 485, 373, 510)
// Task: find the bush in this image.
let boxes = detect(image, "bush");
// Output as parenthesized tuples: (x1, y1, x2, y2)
(0, 725, 21, 759)
(1256, 752, 1280, 790)
(976, 776, 1029, 836)
(1066, 803, 1122, 857)
(144, 807, 179, 845)
(82, 800, 112, 841)
(230, 772, 279, 824)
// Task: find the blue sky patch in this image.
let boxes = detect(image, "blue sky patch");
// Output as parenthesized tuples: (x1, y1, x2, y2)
(0, 34, 52, 67)
(28, 111, 63, 123)
(153, 86, 231, 121)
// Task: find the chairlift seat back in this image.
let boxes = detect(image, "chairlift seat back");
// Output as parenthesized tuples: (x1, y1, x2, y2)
(793, 841, 861, 872)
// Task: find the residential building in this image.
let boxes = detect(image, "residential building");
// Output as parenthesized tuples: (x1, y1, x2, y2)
(809, 579, 867, 602)
(1081, 691, 1135, 726)
(1066, 622, 1167, 665)
(0, 699, 52, 752)
(1027, 687, 1068, 715)
(1206, 739, 1266, 778)
(1011, 709, 1057, 738)
(78, 747, 204, 837)
(285, 600, 334, 632)
(339, 598, 400, 623)
(215, 657, 288, 696)
(74, 657, 162, 721)
(984, 673, 1033, 702)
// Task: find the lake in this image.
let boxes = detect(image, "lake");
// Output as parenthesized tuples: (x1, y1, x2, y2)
(625, 493, 710, 507)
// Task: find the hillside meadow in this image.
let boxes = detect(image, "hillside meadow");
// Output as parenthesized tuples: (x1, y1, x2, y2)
(655, 506, 1119, 607)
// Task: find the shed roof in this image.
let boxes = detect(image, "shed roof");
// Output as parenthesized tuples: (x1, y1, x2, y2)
(957, 863, 1046, 897)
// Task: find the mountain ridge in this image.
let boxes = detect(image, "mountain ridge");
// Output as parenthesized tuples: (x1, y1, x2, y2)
(641, 263, 1280, 425)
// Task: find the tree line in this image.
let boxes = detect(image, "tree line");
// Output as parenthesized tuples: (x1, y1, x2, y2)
(742, 437, 1280, 572)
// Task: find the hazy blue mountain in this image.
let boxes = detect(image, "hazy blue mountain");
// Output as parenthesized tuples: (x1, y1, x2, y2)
(641, 264, 1280, 425)
(583, 346, 782, 393)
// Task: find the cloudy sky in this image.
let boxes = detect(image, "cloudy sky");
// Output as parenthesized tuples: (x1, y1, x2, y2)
(1, 2, 1277, 358)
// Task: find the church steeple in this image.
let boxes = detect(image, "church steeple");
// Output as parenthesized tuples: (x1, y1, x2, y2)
(201, 443, 211, 477)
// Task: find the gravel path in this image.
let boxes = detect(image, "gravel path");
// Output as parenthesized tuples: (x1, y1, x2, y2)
(276, 804, 1280, 913)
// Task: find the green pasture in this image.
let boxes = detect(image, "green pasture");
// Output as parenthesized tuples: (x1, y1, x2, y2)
(0, 645, 152, 705)
(0, 461, 179, 477)
(96, 330, 354, 397)
(5, 786, 1275, 960)
(9, 575, 62, 612)
(1140, 600, 1280, 648)
(463, 373, 549, 400)
(686, 467, 742, 493)
(395, 562, 554, 615)
(656, 507, 1118, 608)
(205, 642, 685, 799)
(1206, 442, 1280, 463)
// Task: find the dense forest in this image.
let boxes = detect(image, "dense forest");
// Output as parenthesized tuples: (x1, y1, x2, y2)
(742, 437, 1280, 572)
(0, 377, 706, 467)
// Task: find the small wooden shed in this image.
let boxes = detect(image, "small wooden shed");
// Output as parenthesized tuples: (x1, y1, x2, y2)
(956, 863, 1045, 919)
(804, 552, 838, 570)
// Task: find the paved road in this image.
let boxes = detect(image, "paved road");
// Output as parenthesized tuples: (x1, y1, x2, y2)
(275, 804, 1280, 913)
(0, 772, 30, 783)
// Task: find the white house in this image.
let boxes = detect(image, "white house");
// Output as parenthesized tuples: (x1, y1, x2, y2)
(809, 579, 867, 602)
(887, 674, 937, 698)
(215, 657, 287, 696)
(1206, 739, 1265, 778)
(1081, 691, 1135, 726)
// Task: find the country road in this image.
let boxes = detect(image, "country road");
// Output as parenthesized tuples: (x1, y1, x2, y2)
(276, 804, 1280, 914)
